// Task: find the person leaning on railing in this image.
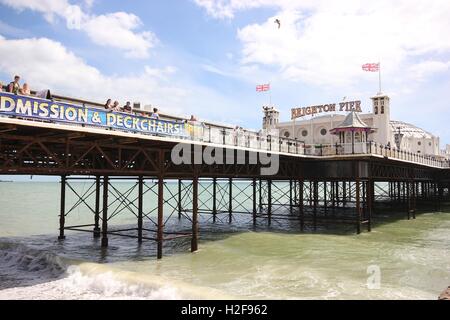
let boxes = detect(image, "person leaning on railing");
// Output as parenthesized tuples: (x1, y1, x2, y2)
(123, 101, 132, 113)
(104, 98, 113, 110)
(19, 83, 31, 96)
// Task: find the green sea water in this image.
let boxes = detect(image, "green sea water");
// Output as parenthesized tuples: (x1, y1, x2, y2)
(0, 182, 448, 299)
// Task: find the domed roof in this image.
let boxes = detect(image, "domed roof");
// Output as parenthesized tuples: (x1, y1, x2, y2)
(390, 120, 434, 139)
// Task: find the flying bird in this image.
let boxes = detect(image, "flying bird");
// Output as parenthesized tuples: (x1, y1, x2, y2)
(274, 18, 281, 29)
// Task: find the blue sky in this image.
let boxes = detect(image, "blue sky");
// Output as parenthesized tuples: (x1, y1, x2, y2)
(0, 0, 449, 142)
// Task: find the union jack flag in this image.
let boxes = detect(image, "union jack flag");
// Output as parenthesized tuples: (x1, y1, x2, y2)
(256, 83, 270, 92)
(362, 63, 380, 72)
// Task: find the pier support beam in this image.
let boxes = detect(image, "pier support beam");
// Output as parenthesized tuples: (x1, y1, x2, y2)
(299, 179, 304, 230)
(101, 176, 109, 247)
(58, 175, 66, 240)
(313, 180, 318, 230)
(191, 175, 199, 252)
(289, 179, 293, 214)
(356, 179, 361, 234)
(157, 180, 164, 258)
(252, 177, 257, 226)
(228, 178, 233, 223)
(93, 176, 101, 238)
(137, 176, 143, 243)
(178, 179, 182, 219)
(268, 179, 272, 226)
(367, 179, 374, 232)
(213, 177, 217, 223)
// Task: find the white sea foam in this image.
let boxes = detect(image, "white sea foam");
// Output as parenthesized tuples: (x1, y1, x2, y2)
(0, 241, 233, 300)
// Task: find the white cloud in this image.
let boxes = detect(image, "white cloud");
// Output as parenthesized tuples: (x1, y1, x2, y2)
(0, 0, 156, 58)
(0, 35, 246, 124)
(196, 0, 450, 88)
(83, 12, 157, 58)
(407, 61, 450, 82)
(0, 35, 184, 109)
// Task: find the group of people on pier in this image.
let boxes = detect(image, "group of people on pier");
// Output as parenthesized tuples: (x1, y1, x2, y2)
(0, 75, 31, 96)
(0, 75, 203, 124)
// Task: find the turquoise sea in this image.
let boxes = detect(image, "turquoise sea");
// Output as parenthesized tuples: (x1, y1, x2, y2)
(0, 181, 449, 299)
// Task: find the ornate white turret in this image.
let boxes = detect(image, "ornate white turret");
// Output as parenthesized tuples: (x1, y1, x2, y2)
(262, 106, 279, 130)
(371, 93, 392, 146)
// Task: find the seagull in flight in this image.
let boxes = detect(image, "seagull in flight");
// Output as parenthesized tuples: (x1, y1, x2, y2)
(274, 18, 281, 29)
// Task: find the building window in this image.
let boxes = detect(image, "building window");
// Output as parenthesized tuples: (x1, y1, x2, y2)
(284, 131, 290, 138)
(381, 106, 384, 114)
(302, 130, 308, 137)
(320, 128, 327, 136)
(374, 106, 378, 114)
(418, 141, 421, 146)
(429, 142, 432, 146)
(417, 151, 421, 154)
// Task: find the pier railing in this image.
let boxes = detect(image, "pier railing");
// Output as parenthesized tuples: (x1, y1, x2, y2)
(200, 125, 449, 168)
(1, 91, 449, 169)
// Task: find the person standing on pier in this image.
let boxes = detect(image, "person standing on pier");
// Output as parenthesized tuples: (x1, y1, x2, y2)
(6, 75, 20, 94)
(150, 108, 160, 119)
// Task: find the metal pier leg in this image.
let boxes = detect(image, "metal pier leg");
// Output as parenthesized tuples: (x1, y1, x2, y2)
(157, 174, 164, 259)
(343, 181, 347, 207)
(58, 175, 66, 240)
(101, 176, 109, 247)
(323, 181, 327, 214)
(313, 180, 318, 230)
(298, 180, 305, 231)
(252, 177, 257, 226)
(191, 175, 199, 252)
(93, 176, 101, 238)
(137, 176, 143, 243)
(178, 179, 182, 219)
(331, 181, 336, 214)
(356, 179, 361, 234)
(412, 181, 416, 219)
(228, 177, 233, 224)
(367, 179, 374, 232)
(213, 177, 217, 223)
(438, 182, 443, 212)
(407, 181, 411, 220)
(289, 179, 293, 215)
(259, 179, 262, 212)
(268, 179, 272, 226)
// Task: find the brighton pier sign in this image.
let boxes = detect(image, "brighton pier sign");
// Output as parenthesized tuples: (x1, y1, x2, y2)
(291, 100, 362, 120)
(0, 92, 200, 137)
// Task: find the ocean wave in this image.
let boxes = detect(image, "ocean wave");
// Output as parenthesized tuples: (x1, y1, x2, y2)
(0, 241, 233, 300)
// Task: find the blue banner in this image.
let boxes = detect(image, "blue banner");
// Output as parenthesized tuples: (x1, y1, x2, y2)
(0, 92, 191, 137)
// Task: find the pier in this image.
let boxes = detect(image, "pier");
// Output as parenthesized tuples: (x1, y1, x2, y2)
(1, 91, 449, 259)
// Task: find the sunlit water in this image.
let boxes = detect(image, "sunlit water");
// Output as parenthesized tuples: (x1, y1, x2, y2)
(0, 182, 448, 300)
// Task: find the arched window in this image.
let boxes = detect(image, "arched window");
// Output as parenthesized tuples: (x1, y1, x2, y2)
(284, 131, 290, 138)
(381, 105, 384, 114)
(374, 106, 378, 115)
